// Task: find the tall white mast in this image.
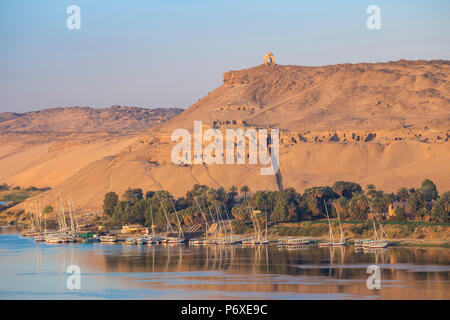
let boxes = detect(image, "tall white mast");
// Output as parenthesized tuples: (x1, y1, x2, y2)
(324, 200, 334, 244)
(194, 196, 209, 237)
(156, 193, 175, 234)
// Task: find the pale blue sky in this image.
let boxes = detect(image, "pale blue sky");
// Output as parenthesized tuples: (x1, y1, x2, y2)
(1, 0, 449, 112)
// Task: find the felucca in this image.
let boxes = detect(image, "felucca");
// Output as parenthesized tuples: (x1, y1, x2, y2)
(365, 207, 389, 249)
(318, 200, 346, 247)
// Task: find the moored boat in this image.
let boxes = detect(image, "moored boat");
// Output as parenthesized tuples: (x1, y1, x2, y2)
(21, 231, 40, 237)
(45, 235, 62, 243)
(242, 237, 256, 245)
(355, 239, 371, 247)
(366, 239, 389, 248)
(189, 238, 207, 245)
(34, 235, 46, 242)
(279, 238, 310, 246)
(146, 237, 159, 244)
(125, 237, 137, 245)
(99, 235, 117, 242)
(135, 237, 147, 245)
(166, 237, 186, 244)
(317, 242, 334, 247)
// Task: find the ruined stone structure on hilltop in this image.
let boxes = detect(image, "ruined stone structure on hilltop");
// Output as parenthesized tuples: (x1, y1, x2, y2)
(264, 52, 275, 65)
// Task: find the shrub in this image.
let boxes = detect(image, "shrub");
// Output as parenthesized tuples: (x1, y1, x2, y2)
(1, 191, 30, 203)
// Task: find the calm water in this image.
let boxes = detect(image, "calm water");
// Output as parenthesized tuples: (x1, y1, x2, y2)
(0, 227, 449, 300)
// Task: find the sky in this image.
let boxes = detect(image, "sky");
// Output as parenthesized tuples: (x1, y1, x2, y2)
(0, 0, 449, 113)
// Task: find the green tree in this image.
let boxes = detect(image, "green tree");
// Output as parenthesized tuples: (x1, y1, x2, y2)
(272, 193, 290, 222)
(396, 187, 409, 201)
(366, 184, 377, 199)
(112, 201, 132, 223)
(240, 185, 250, 199)
(347, 193, 369, 220)
(231, 206, 251, 223)
(130, 200, 148, 225)
(103, 192, 119, 217)
(431, 191, 450, 223)
(301, 186, 336, 219)
(408, 192, 426, 220)
(371, 192, 391, 217)
(333, 197, 348, 219)
(332, 181, 362, 199)
(393, 207, 407, 221)
(122, 188, 143, 204)
(227, 186, 238, 204)
(145, 191, 155, 200)
(420, 179, 439, 202)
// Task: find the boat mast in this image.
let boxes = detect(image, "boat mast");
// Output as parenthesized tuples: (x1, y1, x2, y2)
(38, 202, 43, 233)
(194, 196, 209, 238)
(34, 202, 40, 232)
(336, 206, 344, 242)
(69, 196, 79, 233)
(169, 197, 184, 239)
(248, 206, 258, 240)
(202, 195, 218, 240)
(368, 204, 379, 241)
(265, 211, 268, 241)
(156, 192, 175, 234)
(40, 201, 46, 233)
(222, 203, 235, 241)
(373, 211, 388, 241)
(31, 203, 36, 231)
(150, 205, 155, 237)
(67, 195, 75, 234)
(59, 195, 68, 233)
(214, 205, 225, 240)
(323, 199, 334, 244)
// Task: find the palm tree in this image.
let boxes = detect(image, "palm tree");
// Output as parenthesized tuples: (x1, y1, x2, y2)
(240, 185, 250, 199)
(333, 197, 348, 220)
(348, 193, 369, 220)
(396, 187, 409, 201)
(228, 186, 238, 200)
(366, 184, 377, 199)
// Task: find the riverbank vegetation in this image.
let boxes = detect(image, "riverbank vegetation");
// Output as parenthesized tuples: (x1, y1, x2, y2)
(0, 184, 52, 221)
(101, 179, 449, 232)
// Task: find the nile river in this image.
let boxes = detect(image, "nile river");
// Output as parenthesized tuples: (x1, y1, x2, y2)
(0, 227, 449, 299)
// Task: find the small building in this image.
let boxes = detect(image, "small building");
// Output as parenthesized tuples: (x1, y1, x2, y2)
(388, 201, 407, 219)
(388, 201, 432, 221)
(121, 224, 149, 235)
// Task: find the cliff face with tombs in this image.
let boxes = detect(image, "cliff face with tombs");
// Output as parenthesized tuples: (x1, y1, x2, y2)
(130, 58, 449, 202)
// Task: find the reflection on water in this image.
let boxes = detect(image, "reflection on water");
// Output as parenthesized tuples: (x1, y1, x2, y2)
(0, 227, 449, 299)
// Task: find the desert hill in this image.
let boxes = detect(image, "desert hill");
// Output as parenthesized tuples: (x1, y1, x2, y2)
(164, 59, 449, 132)
(0, 59, 449, 216)
(0, 105, 183, 132)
